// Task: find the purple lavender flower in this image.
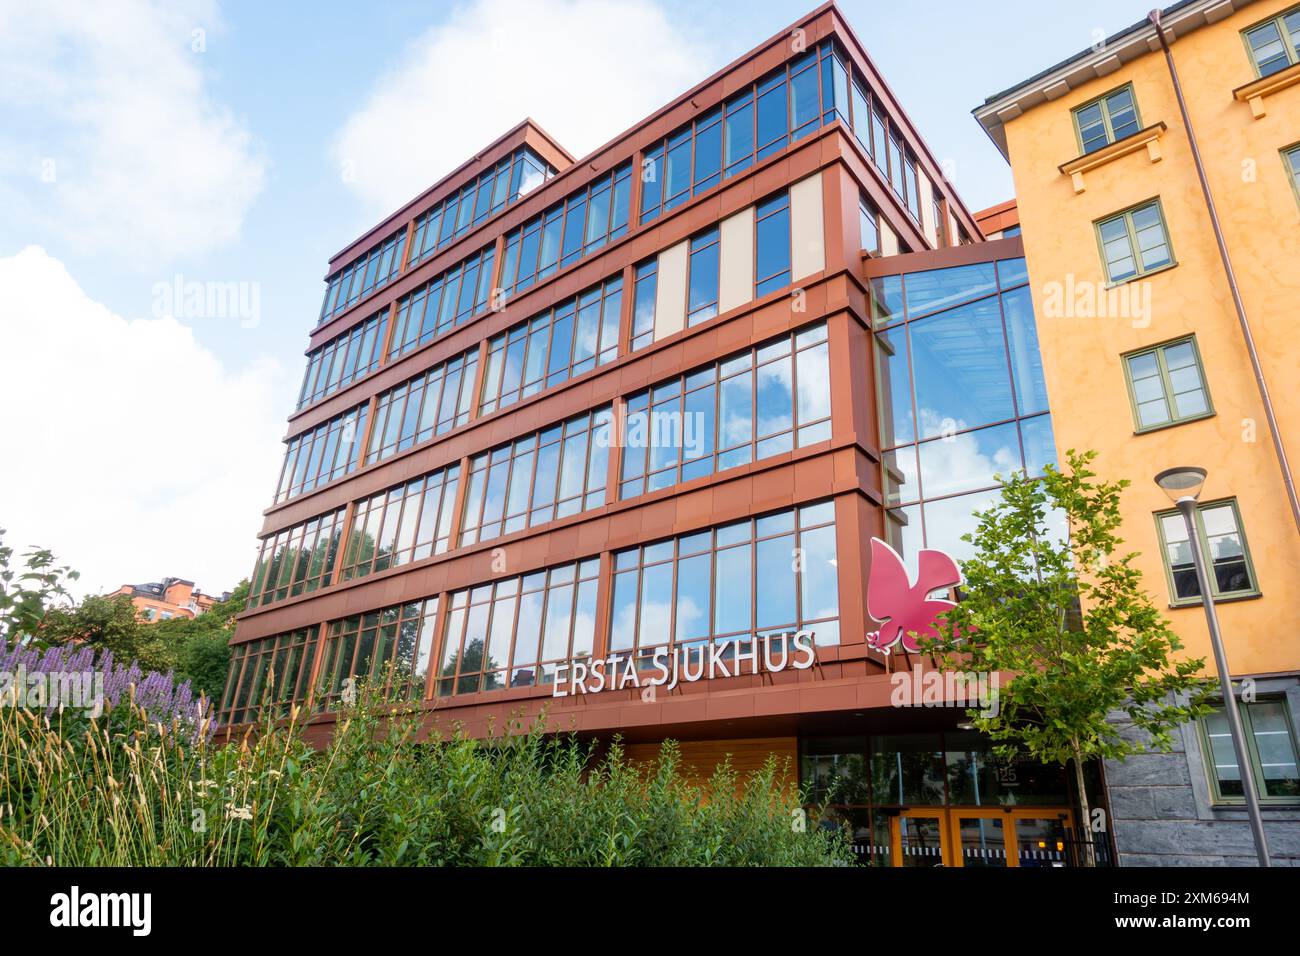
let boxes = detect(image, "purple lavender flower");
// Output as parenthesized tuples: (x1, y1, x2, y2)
(0, 638, 218, 743)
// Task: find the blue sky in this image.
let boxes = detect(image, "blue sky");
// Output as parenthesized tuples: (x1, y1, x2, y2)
(0, 0, 1152, 597)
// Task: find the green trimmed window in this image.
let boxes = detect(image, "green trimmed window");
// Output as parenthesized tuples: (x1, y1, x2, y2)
(1072, 84, 1141, 154)
(1200, 698, 1300, 804)
(1284, 144, 1300, 206)
(1155, 499, 1258, 606)
(1243, 5, 1300, 77)
(1122, 337, 1212, 431)
(1096, 200, 1173, 283)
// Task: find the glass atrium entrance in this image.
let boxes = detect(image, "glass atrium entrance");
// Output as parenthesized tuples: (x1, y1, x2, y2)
(801, 732, 1106, 867)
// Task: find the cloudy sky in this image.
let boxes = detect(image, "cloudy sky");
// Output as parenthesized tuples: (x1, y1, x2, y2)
(0, 0, 1150, 598)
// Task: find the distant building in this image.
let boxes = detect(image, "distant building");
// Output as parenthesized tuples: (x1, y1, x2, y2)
(114, 578, 230, 622)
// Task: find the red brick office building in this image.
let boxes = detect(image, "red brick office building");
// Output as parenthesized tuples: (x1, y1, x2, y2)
(223, 3, 1091, 866)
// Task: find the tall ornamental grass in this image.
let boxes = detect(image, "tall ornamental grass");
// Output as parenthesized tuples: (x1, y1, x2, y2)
(0, 644, 851, 866)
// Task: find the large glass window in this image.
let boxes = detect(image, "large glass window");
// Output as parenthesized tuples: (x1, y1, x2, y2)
(1243, 5, 1300, 77)
(409, 146, 553, 267)
(620, 322, 831, 498)
(499, 162, 631, 298)
(315, 600, 438, 711)
(478, 275, 623, 415)
(872, 257, 1056, 569)
(435, 559, 599, 696)
(1156, 499, 1258, 605)
(297, 310, 389, 411)
(1096, 200, 1174, 283)
(1122, 337, 1212, 431)
(860, 194, 881, 256)
(1201, 698, 1300, 803)
(754, 191, 792, 297)
(367, 347, 479, 464)
(686, 226, 720, 326)
(1072, 85, 1141, 154)
(387, 244, 496, 358)
(274, 403, 368, 504)
(459, 407, 612, 546)
(629, 259, 658, 352)
(609, 502, 840, 663)
(221, 629, 317, 725)
(248, 507, 347, 609)
(318, 228, 407, 324)
(340, 465, 461, 581)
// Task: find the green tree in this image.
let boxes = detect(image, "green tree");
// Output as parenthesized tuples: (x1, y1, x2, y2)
(40, 593, 177, 673)
(149, 580, 248, 701)
(927, 449, 1211, 866)
(0, 528, 79, 641)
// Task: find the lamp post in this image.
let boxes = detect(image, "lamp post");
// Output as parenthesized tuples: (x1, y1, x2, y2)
(1154, 466, 1271, 867)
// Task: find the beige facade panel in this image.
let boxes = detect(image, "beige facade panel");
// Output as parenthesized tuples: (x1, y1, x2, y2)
(718, 206, 756, 314)
(653, 239, 688, 341)
(790, 172, 826, 280)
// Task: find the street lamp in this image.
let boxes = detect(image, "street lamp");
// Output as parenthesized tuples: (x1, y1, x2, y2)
(1154, 466, 1271, 867)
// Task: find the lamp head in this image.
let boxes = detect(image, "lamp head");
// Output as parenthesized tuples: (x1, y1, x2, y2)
(1154, 466, 1207, 503)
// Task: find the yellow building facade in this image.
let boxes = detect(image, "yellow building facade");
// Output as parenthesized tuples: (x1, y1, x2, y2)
(977, 0, 1300, 864)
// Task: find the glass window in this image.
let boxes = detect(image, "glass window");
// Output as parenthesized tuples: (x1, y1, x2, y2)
(1122, 336, 1212, 431)
(500, 163, 630, 297)
(1072, 84, 1142, 154)
(297, 310, 389, 411)
(460, 407, 612, 546)
(222, 629, 318, 724)
(909, 297, 1015, 437)
(436, 559, 599, 696)
(315, 600, 438, 711)
(904, 262, 997, 318)
(248, 507, 348, 608)
(388, 245, 496, 358)
(609, 502, 840, 661)
(630, 259, 658, 352)
(367, 346, 478, 463)
(1202, 698, 1300, 803)
(479, 275, 623, 414)
(1243, 6, 1300, 77)
(274, 403, 368, 504)
(318, 228, 406, 324)
(686, 226, 720, 326)
(620, 323, 830, 500)
(1096, 200, 1174, 283)
(339, 465, 460, 581)
(1156, 499, 1258, 604)
(860, 194, 881, 256)
(754, 191, 792, 297)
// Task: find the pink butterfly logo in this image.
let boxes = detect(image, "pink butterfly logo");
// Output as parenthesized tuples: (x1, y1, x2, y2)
(865, 537, 962, 653)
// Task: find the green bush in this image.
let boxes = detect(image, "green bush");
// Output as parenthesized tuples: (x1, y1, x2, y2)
(0, 680, 851, 867)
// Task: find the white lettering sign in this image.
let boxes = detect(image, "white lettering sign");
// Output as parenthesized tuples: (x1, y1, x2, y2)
(552, 631, 816, 697)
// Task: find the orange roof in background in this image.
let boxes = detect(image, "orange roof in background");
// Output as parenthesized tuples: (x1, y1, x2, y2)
(973, 199, 1019, 238)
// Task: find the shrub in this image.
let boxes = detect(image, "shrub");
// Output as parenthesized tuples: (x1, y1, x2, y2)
(0, 648, 850, 867)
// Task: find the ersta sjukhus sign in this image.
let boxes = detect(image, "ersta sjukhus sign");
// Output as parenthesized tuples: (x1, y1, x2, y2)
(552, 630, 816, 697)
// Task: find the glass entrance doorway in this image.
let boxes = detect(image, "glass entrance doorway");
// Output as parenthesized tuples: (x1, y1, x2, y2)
(885, 808, 1075, 867)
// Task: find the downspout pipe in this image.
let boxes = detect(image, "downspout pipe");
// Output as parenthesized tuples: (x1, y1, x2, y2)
(1148, 8, 1300, 536)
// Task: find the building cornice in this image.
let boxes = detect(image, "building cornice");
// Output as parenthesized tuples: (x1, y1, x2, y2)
(972, 0, 1257, 159)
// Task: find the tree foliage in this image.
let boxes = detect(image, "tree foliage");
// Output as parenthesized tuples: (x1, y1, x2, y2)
(0, 528, 79, 642)
(926, 449, 1212, 862)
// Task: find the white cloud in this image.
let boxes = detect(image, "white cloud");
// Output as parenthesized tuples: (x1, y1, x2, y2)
(333, 0, 712, 214)
(0, 247, 288, 600)
(0, 0, 266, 263)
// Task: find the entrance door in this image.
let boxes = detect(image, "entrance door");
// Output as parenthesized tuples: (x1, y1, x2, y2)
(890, 810, 950, 867)
(888, 808, 1076, 867)
(1009, 810, 1073, 867)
